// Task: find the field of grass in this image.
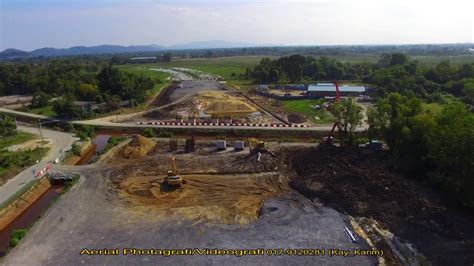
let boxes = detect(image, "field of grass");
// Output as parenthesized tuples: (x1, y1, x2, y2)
(0, 132, 35, 150)
(0, 146, 48, 185)
(27, 105, 56, 117)
(324, 54, 474, 65)
(119, 56, 277, 84)
(283, 99, 333, 124)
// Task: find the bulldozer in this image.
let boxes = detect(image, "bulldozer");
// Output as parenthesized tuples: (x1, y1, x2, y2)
(164, 155, 183, 186)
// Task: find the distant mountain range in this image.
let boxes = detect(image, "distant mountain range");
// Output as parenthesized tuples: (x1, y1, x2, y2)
(0, 41, 257, 60)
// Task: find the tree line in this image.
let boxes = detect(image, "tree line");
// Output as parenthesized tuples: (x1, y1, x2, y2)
(0, 60, 157, 118)
(368, 94, 473, 207)
(330, 94, 473, 208)
(246, 53, 474, 106)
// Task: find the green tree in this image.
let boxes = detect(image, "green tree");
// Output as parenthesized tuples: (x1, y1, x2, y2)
(31, 92, 50, 108)
(0, 114, 16, 136)
(162, 53, 172, 62)
(366, 107, 389, 141)
(332, 98, 363, 145)
(77, 83, 99, 101)
(52, 96, 80, 118)
(426, 103, 474, 206)
(71, 143, 81, 156)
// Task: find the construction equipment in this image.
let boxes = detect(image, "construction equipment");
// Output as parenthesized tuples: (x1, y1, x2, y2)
(248, 138, 275, 157)
(248, 138, 266, 153)
(321, 81, 342, 145)
(164, 155, 183, 186)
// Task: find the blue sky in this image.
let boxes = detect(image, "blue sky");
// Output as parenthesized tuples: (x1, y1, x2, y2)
(1, 0, 473, 51)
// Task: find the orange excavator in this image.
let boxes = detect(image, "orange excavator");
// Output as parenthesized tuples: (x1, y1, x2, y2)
(164, 155, 183, 186)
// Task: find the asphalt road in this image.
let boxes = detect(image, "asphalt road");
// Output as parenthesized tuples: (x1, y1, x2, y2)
(0, 125, 77, 205)
(0, 107, 368, 132)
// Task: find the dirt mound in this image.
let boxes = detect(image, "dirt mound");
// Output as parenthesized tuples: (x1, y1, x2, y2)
(290, 145, 474, 266)
(116, 173, 287, 224)
(121, 135, 156, 159)
(287, 113, 306, 123)
(197, 91, 256, 115)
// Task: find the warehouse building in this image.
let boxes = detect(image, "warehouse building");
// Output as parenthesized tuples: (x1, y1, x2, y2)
(307, 83, 366, 97)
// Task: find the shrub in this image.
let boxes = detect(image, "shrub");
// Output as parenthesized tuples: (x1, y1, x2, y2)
(10, 229, 27, 247)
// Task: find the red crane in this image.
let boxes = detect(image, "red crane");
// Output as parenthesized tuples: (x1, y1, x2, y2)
(321, 81, 342, 144)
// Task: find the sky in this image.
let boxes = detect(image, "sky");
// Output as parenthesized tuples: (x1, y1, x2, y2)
(0, 0, 473, 51)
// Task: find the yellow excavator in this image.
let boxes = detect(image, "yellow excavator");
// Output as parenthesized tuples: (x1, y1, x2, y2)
(248, 138, 275, 157)
(164, 155, 183, 186)
(248, 138, 266, 153)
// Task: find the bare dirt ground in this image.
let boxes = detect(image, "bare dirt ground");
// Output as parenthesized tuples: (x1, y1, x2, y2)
(290, 145, 474, 266)
(2, 140, 376, 265)
(138, 82, 275, 124)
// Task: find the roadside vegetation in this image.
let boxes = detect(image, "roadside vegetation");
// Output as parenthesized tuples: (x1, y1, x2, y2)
(0, 114, 48, 185)
(282, 99, 333, 124)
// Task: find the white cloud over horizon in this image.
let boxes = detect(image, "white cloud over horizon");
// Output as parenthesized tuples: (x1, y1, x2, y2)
(0, 0, 473, 50)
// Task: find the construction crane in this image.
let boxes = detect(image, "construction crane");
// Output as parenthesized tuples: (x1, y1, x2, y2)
(164, 155, 183, 186)
(321, 81, 342, 144)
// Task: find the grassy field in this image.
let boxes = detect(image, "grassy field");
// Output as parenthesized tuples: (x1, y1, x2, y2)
(0, 132, 46, 185)
(118, 54, 474, 88)
(0, 132, 35, 150)
(119, 56, 277, 84)
(27, 105, 56, 117)
(283, 99, 333, 124)
(315, 54, 474, 65)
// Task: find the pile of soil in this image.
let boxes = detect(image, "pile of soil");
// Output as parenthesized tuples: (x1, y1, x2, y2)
(121, 135, 156, 159)
(287, 113, 306, 123)
(116, 173, 287, 224)
(198, 91, 256, 115)
(290, 145, 474, 265)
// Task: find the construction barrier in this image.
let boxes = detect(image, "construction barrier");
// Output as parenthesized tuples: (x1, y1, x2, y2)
(136, 121, 309, 128)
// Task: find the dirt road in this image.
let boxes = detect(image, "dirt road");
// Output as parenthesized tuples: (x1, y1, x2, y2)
(2, 142, 376, 265)
(2, 167, 374, 265)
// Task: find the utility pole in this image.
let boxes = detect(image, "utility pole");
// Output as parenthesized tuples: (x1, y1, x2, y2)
(14, 116, 18, 133)
(38, 120, 45, 151)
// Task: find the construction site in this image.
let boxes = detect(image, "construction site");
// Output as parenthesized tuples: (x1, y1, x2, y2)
(2, 126, 473, 266)
(1, 74, 473, 266)
(130, 80, 286, 125)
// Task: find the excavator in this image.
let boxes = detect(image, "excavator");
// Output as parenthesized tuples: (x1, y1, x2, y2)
(164, 155, 183, 186)
(248, 137, 266, 153)
(248, 138, 275, 157)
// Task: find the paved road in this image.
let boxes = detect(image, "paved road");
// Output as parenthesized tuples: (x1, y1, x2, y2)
(0, 107, 48, 119)
(1, 105, 369, 132)
(0, 125, 77, 204)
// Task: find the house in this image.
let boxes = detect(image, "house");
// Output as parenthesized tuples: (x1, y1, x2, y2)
(307, 83, 366, 97)
(130, 57, 157, 63)
(73, 100, 129, 113)
(255, 85, 269, 92)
